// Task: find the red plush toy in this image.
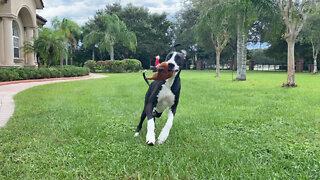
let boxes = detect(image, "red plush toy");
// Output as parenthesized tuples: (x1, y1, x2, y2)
(147, 62, 174, 81)
(155, 55, 160, 66)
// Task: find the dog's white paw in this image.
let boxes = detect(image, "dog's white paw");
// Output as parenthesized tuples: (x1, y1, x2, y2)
(158, 139, 165, 144)
(157, 134, 168, 144)
(134, 132, 139, 137)
(146, 132, 155, 146)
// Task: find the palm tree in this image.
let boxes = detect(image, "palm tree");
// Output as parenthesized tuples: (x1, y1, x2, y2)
(22, 28, 67, 67)
(229, 0, 263, 81)
(197, 0, 231, 78)
(52, 17, 81, 66)
(21, 41, 39, 66)
(83, 13, 137, 60)
(193, 0, 265, 81)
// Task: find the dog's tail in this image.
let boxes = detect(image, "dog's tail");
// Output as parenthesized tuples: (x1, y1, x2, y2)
(143, 70, 150, 86)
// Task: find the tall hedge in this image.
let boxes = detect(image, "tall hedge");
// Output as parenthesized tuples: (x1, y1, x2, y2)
(0, 66, 90, 82)
(84, 59, 142, 73)
(123, 59, 142, 72)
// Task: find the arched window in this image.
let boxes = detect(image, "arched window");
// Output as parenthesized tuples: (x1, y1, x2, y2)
(12, 21, 20, 58)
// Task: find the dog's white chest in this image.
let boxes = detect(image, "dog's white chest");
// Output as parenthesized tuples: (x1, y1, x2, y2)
(156, 85, 175, 113)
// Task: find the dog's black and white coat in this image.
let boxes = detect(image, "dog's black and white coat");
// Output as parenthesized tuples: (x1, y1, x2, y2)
(134, 51, 186, 145)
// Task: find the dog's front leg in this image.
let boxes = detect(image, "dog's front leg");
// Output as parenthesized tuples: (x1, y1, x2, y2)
(158, 109, 174, 144)
(145, 103, 155, 146)
(146, 118, 155, 146)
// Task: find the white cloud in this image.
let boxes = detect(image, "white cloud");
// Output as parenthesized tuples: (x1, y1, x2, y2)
(37, 0, 182, 26)
(37, 1, 105, 26)
(121, 0, 182, 14)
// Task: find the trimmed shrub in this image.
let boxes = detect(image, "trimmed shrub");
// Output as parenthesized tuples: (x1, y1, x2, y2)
(24, 68, 38, 79)
(123, 59, 142, 72)
(15, 68, 29, 80)
(0, 66, 89, 82)
(105, 60, 125, 73)
(38, 68, 51, 79)
(0, 68, 20, 81)
(59, 67, 72, 77)
(57, 66, 90, 77)
(49, 68, 63, 78)
(96, 61, 107, 72)
(84, 59, 142, 73)
(84, 60, 96, 72)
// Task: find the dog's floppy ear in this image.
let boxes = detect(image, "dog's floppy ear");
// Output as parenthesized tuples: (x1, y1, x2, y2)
(181, 50, 187, 58)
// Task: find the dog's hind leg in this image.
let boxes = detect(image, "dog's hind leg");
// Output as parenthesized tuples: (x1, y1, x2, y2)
(157, 109, 175, 144)
(134, 110, 147, 137)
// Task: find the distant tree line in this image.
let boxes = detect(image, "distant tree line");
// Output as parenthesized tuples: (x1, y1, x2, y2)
(23, 1, 319, 86)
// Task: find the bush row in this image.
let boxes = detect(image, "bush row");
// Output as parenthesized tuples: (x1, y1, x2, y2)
(0, 66, 90, 82)
(84, 59, 142, 73)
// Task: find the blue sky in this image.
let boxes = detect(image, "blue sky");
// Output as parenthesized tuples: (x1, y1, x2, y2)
(37, 0, 183, 27)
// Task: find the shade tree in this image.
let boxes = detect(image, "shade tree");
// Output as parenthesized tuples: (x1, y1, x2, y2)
(298, 9, 320, 74)
(274, 0, 316, 86)
(174, 4, 201, 69)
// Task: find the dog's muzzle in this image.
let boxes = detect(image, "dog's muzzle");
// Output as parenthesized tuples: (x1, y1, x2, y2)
(168, 63, 178, 72)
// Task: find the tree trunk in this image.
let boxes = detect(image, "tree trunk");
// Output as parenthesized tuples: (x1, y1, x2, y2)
(236, 24, 241, 75)
(312, 43, 318, 74)
(236, 24, 247, 81)
(60, 54, 63, 67)
(314, 50, 318, 74)
(286, 36, 296, 86)
(70, 48, 73, 65)
(65, 54, 68, 65)
(216, 50, 221, 78)
(241, 31, 247, 79)
(92, 49, 95, 60)
(36, 54, 40, 68)
(47, 57, 52, 68)
(110, 45, 114, 60)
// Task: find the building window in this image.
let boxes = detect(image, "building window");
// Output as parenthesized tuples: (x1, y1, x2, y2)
(12, 21, 20, 58)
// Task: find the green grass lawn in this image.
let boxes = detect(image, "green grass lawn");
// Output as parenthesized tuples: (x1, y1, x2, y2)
(0, 71, 319, 179)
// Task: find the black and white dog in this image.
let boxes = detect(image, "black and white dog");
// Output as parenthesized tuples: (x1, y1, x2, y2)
(134, 50, 186, 146)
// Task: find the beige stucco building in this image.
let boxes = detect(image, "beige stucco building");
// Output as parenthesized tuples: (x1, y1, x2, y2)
(0, 0, 46, 68)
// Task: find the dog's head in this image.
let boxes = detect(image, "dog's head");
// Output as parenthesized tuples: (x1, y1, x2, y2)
(146, 50, 186, 81)
(165, 50, 186, 73)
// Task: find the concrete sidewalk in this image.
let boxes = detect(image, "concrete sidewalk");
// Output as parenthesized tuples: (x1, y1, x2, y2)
(0, 73, 107, 127)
